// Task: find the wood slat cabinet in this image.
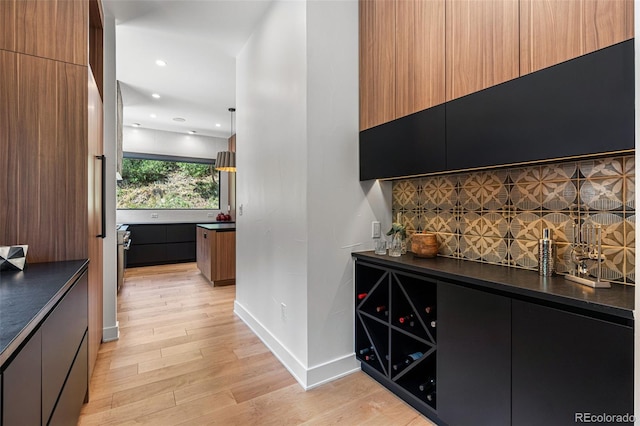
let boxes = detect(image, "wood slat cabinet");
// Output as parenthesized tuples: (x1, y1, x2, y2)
(359, 0, 445, 131)
(196, 227, 236, 286)
(520, 0, 634, 75)
(445, 0, 519, 101)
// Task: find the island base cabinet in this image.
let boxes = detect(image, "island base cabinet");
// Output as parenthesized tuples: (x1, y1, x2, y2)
(437, 283, 511, 426)
(512, 300, 633, 426)
(2, 330, 42, 426)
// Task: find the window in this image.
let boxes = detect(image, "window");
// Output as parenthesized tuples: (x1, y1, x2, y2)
(117, 154, 220, 209)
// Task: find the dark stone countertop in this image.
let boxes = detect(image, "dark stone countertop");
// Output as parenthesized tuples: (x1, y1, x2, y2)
(197, 223, 236, 231)
(352, 251, 634, 321)
(0, 259, 89, 368)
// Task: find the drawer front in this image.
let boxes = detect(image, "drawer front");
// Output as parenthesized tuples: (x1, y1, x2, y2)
(2, 330, 42, 426)
(166, 224, 196, 243)
(41, 272, 88, 424)
(48, 332, 88, 426)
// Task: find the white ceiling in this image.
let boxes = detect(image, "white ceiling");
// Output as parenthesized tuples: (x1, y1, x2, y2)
(103, 0, 274, 138)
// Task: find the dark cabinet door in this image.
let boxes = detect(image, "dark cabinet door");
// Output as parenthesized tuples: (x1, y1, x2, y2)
(3, 330, 42, 426)
(359, 104, 446, 181)
(437, 282, 511, 426)
(446, 40, 634, 171)
(512, 300, 633, 426)
(166, 224, 196, 243)
(129, 224, 167, 245)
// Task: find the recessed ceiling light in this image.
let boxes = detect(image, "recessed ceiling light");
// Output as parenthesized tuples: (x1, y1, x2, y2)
(132, 123, 141, 127)
(150, 114, 157, 118)
(188, 130, 196, 135)
(152, 93, 161, 99)
(155, 59, 167, 67)
(172, 117, 186, 122)
(215, 123, 221, 127)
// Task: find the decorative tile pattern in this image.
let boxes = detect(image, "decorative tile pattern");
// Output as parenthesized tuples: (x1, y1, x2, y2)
(392, 154, 635, 284)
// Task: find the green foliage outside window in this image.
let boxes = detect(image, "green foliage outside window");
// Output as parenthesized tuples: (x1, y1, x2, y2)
(117, 158, 219, 209)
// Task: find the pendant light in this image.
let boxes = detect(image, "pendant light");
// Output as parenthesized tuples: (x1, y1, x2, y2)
(215, 107, 236, 172)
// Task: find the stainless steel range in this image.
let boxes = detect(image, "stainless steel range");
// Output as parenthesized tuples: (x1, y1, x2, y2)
(116, 224, 131, 292)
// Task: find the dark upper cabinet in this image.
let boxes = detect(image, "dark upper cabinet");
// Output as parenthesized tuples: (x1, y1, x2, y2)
(359, 40, 634, 181)
(512, 300, 633, 425)
(446, 40, 634, 171)
(360, 105, 446, 180)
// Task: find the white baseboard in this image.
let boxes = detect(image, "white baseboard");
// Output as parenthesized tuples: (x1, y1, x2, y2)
(102, 321, 119, 342)
(234, 300, 359, 390)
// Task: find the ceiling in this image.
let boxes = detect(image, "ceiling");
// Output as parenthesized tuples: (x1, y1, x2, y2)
(103, 0, 273, 139)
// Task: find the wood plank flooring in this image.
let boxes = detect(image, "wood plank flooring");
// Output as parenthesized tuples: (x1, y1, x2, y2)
(79, 263, 434, 425)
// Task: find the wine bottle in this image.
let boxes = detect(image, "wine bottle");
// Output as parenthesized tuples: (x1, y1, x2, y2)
(403, 351, 424, 365)
(357, 292, 368, 300)
(418, 378, 436, 393)
(365, 353, 376, 362)
(424, 306, 436, 315)
(358, 346, 373, 355)
(392, 361, 404, 371)
(375, 305, 386, 313)
(399, 313, 415, 326)
(426, 390, 436, 403)
(429, 320, 436, 329)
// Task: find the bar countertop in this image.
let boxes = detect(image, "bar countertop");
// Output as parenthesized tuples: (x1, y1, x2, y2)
(0, 259, 89, 368)
(352, 251, 634, 321)
(197, 223, 236, 231)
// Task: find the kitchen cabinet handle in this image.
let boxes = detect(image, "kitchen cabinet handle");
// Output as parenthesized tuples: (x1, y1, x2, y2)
(96, 155, 106, 239)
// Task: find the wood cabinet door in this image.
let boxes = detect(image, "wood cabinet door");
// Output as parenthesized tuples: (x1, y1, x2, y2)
(87, 68, 103, 379)
(0, 0, 87, 65)
(0, 51, 88, 263)
(446, 0, 519, 101)
(215, 231, 236, 281)
(196, 227, 212, 281)
(520, 0, 633, 75)
(359, 0, 396, 130)
(396, 0, 445, 118)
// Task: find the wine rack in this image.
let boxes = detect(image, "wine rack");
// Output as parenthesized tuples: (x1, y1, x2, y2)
(355, 260, 438, 417)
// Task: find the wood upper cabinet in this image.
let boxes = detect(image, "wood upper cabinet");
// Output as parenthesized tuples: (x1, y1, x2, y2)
(360, 0, 445, 131)
(359, 0, 396, 130)
(0, 0, 88, 66)
(446, 0, 519, 101)
(396, 0, 445, 118)
(520, 0, 634, 75)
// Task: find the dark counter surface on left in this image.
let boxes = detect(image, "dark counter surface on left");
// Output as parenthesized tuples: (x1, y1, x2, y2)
(197, 223, 236, 231)
(0, 259, 89, 368)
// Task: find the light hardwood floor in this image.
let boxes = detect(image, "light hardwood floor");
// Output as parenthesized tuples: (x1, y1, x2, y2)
(78, 263, 434, 425)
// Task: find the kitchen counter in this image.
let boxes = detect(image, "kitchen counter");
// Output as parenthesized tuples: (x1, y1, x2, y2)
(352, 251, 633, 320)
(0, 259, 89, 367)
(197, 223, 236, 232)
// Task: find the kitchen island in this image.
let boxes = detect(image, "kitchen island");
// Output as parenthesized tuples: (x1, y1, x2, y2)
(196, 223, 236, 286)
(0, 259, 89, 425)
(352, 251, 633, 426)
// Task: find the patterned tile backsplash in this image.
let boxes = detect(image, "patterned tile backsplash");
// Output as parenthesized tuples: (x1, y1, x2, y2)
(392, 155, 635, 285)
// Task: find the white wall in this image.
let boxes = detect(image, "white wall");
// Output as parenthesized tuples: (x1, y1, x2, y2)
(116, 126, 230, 224)
(235, 0, 391, 389)
(102, 12, 118, 342)
(235, 0, 310, 377)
